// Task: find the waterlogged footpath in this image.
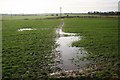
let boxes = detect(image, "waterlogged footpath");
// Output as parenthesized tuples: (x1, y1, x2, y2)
(55, 20, 90, 70)
(50, 19, 90, 78)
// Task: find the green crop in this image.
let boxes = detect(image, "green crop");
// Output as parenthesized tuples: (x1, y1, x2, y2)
(63, 18, 119, 78)
(2, 15, 119, 79)
(2, 18, 60, 79)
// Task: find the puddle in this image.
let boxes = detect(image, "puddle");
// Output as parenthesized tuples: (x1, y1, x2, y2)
(18, 28, 36, 31)
(54, 20, 90, 71)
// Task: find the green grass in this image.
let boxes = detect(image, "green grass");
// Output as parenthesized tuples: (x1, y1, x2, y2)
(63, 18, 119, 78)
(2, 15, 119, 79)
(2, 18, 60, 79)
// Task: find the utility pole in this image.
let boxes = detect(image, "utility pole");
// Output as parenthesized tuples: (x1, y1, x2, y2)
(118, 1, 120, 12)
(60, 7, 62, 17)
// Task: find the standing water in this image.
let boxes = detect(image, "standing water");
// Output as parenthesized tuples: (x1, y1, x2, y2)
(54, 20, 90, 71)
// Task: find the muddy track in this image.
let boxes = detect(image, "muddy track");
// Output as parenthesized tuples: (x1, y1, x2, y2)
(49, 19, 91, 78)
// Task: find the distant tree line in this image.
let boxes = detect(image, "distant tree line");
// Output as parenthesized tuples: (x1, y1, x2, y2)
(2, 14, 39, 16)
(88, 11, 120, 15)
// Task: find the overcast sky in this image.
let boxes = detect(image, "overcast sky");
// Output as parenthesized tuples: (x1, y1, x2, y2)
(0, 0, 119, 14)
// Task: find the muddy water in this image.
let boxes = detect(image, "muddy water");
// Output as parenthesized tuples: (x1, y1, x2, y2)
(55, 21, 90, 71)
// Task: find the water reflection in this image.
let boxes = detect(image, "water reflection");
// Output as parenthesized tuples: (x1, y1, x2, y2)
(55, 21, 90, 71)
(18, 28, 36, 31)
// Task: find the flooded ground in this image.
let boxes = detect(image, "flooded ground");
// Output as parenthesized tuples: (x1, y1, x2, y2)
(54, 20, 90, 71)
(18, 28, 36, 31)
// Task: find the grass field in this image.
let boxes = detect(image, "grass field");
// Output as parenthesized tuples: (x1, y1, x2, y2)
(3, 14, 113, 20)
(2, 15, 119, 79)
(2, 15, 56, 20)
(63, 18, 119, 78)
(2, 18, 60, 79)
